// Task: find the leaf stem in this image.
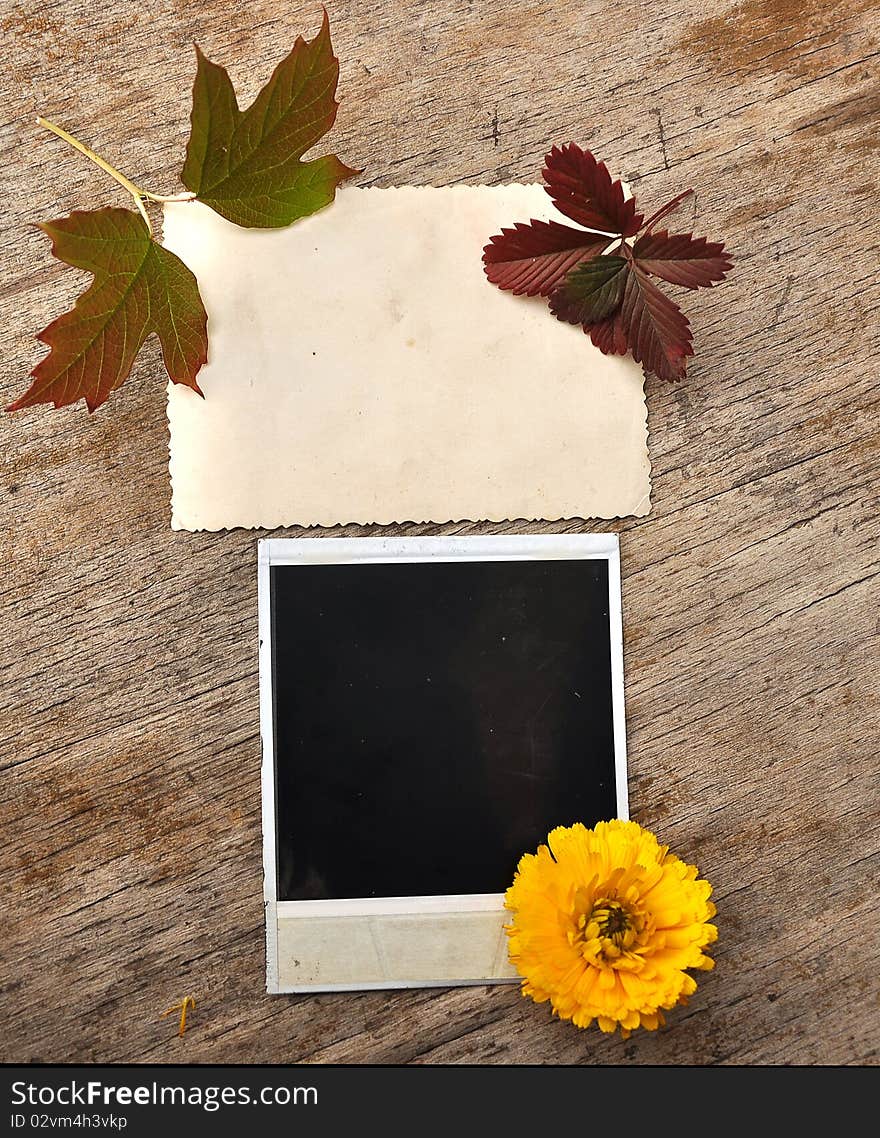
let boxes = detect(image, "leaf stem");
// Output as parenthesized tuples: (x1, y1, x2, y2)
(642, 188, 695, 234)
(36, 116, 196, 237)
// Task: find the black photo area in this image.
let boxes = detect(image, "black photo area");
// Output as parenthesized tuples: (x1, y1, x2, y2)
(271, 558, 618, 900)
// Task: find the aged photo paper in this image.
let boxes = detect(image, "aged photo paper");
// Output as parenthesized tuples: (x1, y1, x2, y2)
(164, 187, 651, 530)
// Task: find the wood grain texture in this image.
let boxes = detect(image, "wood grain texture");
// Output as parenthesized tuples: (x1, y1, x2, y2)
(1, 0, 878, 1066)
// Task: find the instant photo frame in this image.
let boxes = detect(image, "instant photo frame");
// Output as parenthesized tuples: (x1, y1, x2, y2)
(259, 534, 629, 993)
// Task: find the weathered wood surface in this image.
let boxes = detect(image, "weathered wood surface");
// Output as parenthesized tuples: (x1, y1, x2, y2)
(1, 0, 878, 1066)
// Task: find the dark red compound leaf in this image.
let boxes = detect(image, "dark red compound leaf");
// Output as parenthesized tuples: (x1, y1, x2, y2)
(542, 143, 643, 237)
(548, 255, 629, 325)
(482, 141, 732, 381)
(482, 220, 608, 296)
(633, 230, 733, 289)
(616, 264, 693, 381)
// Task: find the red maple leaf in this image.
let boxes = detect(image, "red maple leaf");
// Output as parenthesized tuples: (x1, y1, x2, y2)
(9, 208, 207, 413)
(483, 142, 733, 380)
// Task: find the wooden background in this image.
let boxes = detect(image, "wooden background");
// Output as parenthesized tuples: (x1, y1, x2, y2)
(1, 0, 877, 1066)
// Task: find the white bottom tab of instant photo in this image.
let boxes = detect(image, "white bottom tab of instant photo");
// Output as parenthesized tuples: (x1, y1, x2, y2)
(259, 534, 628, 992)
(164, 186, 651, 530)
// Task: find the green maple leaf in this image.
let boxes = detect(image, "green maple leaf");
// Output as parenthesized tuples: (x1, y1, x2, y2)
(8, 208, 208, 413)
(181, 10, 358, 227)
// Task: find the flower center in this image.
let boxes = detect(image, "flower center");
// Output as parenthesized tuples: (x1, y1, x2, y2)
(593, 900, 631, 942)
(574, 897, 644, 961)
(590, 900, 634, 946)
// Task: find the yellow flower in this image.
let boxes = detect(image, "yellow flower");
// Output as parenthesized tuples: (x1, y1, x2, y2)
(505, 820, 717, 1037)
